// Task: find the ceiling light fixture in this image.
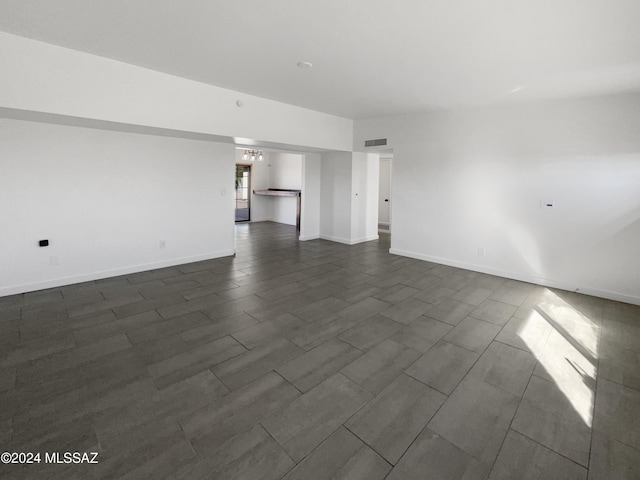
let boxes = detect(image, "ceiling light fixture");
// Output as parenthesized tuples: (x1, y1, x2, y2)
(297, 61, 313, 69)
(242, 149, 263, 162)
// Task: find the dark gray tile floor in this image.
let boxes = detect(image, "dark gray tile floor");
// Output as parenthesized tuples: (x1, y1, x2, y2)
(1, 221, 639, 479)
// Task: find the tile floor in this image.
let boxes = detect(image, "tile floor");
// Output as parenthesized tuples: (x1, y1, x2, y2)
(1, 221, 639, 479)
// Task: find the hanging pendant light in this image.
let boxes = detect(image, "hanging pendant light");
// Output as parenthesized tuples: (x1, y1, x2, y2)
(243, 149, 264, 162)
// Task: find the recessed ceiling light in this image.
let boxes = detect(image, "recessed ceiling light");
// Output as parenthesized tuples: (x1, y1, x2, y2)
(506, 85, 525, 95)
(297, 61, 313, 69)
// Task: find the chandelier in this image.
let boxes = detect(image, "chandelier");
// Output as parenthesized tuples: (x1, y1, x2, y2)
(242, 149, 263, 162)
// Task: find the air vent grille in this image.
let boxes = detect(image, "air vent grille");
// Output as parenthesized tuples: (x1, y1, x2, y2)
(364, 138, 387, 147)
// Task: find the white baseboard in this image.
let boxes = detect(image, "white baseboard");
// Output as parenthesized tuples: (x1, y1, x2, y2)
(249, 218, 297, 227)
(389, 247, 640, 306)
(320, 234, 379, 245)
(319, 234, 351, 244)
(298, 234, 320, 241)
(352, 234, 379, 244)
(0, 250, 235, 297)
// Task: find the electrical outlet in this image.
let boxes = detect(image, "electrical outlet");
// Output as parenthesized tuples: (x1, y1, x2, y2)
(159, 240, 166, 249)
(477, 247, 486, 256)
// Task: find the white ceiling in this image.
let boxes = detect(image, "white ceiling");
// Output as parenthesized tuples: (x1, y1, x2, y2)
(1, 0, 640, 119)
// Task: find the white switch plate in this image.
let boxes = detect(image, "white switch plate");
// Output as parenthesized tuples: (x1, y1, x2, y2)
(50, 256, 59, 266)
(159, 240, 166, 249)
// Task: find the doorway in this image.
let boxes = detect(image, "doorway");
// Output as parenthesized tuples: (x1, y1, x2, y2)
(235, 164, 251, 222)
(378, 156, 392, 232)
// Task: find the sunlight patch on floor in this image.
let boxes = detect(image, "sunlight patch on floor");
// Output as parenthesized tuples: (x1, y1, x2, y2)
(519, 290, 600, 427)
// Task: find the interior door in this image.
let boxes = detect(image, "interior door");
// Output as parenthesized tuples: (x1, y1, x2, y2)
(378, 158, 391, 229)
(235, 165, 251, 222)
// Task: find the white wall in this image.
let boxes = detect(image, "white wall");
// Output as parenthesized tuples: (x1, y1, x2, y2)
(269, 153, 303, 190)
(0, 32, 353, 152)
(0, 118, 235, 296)
(320, 152, 379, 245)
(320, 152, 354, 244)
(269, 153, 302, 226)
(241, 152, 303, 226)
(300, 153, 321, 241)
(354, 93, 640, 305)
(351, 153, 380, 243)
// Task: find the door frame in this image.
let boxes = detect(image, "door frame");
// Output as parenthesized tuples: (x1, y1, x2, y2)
(235, 163, 252, 223)
(378, 155, 392, 232)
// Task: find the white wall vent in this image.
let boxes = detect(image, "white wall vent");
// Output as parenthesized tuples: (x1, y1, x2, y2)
(364, 138, 387, 147)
